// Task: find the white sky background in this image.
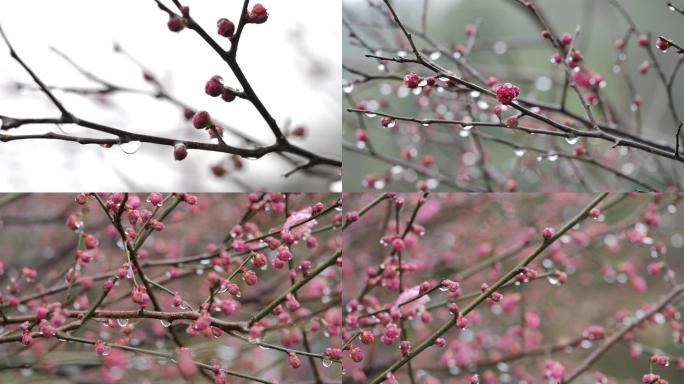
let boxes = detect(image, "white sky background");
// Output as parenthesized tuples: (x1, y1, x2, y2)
(0, 0, 341, 192)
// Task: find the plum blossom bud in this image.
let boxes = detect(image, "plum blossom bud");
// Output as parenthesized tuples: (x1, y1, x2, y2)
(84, 234, 99, 250)
(243, 269, 257, 285)
(542, 227, 555, 240)
(131, 286, 150, 307)
(174, 143, 188, 161)
(94, 339, 108, 355)
(351, 346, 364, 362)
(205, 76, 224, 97)
(651, 354, 669, 366)
(282, 352, 301, 368)
(216, 18, 235, 38)
(360, 330, 375, 344)
(404, 72, 421, 89)
(656, 37, 671, 52)
(505, 115, 519, 128)
(456, 315, 468, 328)
(561, 33, 573, 45)
(248, 3, 268, 24)
(399, 340, 411, 356)
(167, 15, 185, 32)
(192, 111, 211, 129)
(173, 292, 183, 307)
(495, 83, 520, 105)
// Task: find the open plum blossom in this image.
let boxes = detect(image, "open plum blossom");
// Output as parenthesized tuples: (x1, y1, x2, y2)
(281, 207, 315, 237)
(495, 83, 520, 105)
(394, 285, 430, 316)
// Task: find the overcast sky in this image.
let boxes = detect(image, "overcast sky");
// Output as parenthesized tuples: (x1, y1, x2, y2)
(0, 0, 341, 192)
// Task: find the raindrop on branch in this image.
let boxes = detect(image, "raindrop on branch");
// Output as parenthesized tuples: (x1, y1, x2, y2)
(120, 141, 142, 154)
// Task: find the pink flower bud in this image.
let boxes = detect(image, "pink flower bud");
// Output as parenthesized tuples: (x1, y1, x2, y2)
(288, 353, 301, 368)
(216, 18, 235, 38)
(495, 83, 520, 105)
(542, 227, 555, 240)
(656, 37, 671, 52)
(561, 33, 573, 45)
(456, 315, 468, 328)
(248, 3, 269, 24)
(84, 234, 99, 250)
(243, 270, 257, 285)
(205, 76, 224, 97)
(173, 143, 188, 161)
(404, 72, 421, 89)
(192, 111, 211, 129)
(167, 15, 184, 32)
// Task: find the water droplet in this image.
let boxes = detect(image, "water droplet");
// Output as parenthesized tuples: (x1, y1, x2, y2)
(364, 112, 377, 118)
(343, 83, 354, 94)
(386, 120, 396, 128)
(397, 50, 407, 58)
(120, 141, 142, 154)
(429, 51, 442, 60)
(439, 286, 449, 292)
(377, 64, 386, 72)
(322, 358, 333, 368)
(126, 266, 134, 279)
(565, 135, 579, 145)
(117, 318, 129, 327)
(58, 124, 77, 134)
(669, 4, 677, 11)
(547, 151, 559, 162)
(514, 148, 526, 157)
(160, 319, 171, 327)
(547, 276, 560, 286)
(101, 345, 111, 356)
(421, 122, 430, 127)
(418, 79, 428, 87)
(459, 130, 471, 138)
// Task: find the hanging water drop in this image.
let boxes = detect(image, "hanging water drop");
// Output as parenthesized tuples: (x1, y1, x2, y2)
(547, 276, 560, 286)
(429, 51, 442, 60)
(387, 120, 396, 128)
(160, 319, 171, 328)
(459, 130, 470, 138)
(565, 135, 579, 145)
(120, 141, 142, 154)
(463, 125, 473, 131)
(322, 358, 333, 368)
(117, 318, 129, 327)
(343, 84, 354, 94)
(547, 151, 559, 162)
(514, 148, 526, 157)
(364, 112, 377, 118)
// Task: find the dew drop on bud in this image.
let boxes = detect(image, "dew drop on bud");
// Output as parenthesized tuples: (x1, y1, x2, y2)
(547, 276, 560, 286)
(322, 358, 333, 368)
